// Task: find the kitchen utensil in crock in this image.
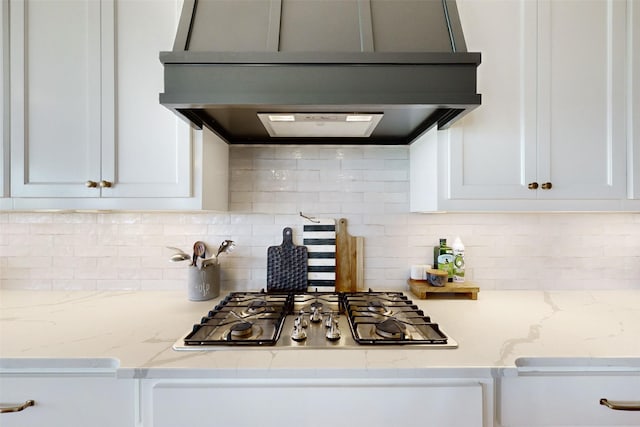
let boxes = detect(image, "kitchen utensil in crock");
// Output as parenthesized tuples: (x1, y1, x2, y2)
(199, 240, 236, 269)
(216, 240, 236, 257)
(167, 246, 191, 262)
(191, 241, 206, 266)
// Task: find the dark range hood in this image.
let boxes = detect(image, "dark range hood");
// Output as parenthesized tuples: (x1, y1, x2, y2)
(160, 0, 481, 145)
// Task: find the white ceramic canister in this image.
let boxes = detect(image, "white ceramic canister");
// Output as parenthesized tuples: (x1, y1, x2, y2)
(187, 263, 220, 301)
(410, 264, 431, 280)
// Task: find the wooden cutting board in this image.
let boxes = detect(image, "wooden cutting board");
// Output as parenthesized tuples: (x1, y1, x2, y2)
(267, 227, 308, 292)
(335, 218, 364, 292)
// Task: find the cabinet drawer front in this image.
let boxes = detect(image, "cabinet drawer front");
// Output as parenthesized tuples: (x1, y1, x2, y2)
(500, 376, 640, 426)
(147, 379, 484, 427)
(0, 377, 133, 427)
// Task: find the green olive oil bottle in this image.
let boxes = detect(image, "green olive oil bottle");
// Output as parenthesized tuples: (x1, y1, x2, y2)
(433, 238, 454, 282)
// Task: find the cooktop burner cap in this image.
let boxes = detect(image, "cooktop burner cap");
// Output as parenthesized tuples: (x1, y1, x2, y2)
(230, 322, 254, 338)
(375, 319, 407, 339)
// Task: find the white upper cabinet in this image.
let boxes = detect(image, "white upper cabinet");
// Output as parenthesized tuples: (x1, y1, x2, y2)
(10, 0, 106, 199)
(110, 0, 191, 199)
(0, 0, 9, 208)
(535, 0, 626, 201)
(450, 0, 537, 203)
(412, 0, 629, 212)
(630, 0, 640, 204)
(7, 0, 226, 210)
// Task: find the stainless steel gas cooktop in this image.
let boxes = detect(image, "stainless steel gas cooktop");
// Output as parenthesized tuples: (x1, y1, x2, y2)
(173, 290, 457, 350)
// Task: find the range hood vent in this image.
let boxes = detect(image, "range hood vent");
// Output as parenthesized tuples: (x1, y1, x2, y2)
(258, 113, 384, 138)
(160, 0, 481, 145)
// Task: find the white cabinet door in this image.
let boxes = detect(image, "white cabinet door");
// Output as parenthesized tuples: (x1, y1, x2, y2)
(412, 0, 628, 212)
(0, 0, 9, 207)
(106, 0, 191, 199)
(0, 376, 134, 427)
(142, 378, 484, 427)
(447, 0, 537, 202)
(9, 0, 104, 198)
(500, 375, 640, 426)
(535, 0, 626, 201)
(629, 0, 640, 203)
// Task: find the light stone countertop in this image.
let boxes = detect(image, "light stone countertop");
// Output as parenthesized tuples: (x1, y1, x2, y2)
(1, 290, 639, 378)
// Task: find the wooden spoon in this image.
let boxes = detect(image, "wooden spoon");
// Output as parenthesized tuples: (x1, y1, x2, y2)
(192, 241, 206, 266)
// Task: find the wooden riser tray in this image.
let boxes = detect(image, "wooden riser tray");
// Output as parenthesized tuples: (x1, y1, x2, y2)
(408, 279, 479, 300)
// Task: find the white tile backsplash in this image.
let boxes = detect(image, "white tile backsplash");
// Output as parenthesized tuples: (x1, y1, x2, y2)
(1, 145, 640, 291)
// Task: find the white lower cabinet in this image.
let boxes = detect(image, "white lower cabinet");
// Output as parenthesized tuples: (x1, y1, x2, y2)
(0, 375, 134, 427)
(141, 378, 486, 427)
(499, 375, 640, 426)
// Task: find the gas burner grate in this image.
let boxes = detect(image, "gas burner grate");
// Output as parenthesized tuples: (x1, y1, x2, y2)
(342, 291, 449, 345)
(184, 291, 293, 346)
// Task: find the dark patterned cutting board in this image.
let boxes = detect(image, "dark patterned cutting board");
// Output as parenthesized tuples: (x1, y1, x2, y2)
(267, 227, 308, 292)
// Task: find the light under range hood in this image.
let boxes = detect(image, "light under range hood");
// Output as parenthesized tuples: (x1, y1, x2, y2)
(160, 0, 481, 145)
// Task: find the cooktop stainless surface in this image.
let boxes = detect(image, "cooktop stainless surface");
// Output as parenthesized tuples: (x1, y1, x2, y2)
(173, 290, 458, 351)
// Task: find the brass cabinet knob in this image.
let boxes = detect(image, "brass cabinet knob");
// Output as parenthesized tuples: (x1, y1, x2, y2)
(85, 180, 98, 188)
(541, 182, 553, 190)
(99, 180, 112, 188)
(527, 182, 539, 190)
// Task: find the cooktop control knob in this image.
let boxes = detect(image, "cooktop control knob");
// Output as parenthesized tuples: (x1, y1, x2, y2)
(325, 318, 341, 341)
(310, 306, 322, 323)
(291, 317, 307, 342)
(324, 312, 334, 328)
(298, 310, 308, 328)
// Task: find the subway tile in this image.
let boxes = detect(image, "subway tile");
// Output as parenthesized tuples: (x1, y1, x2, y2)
(384, 202, 410, 214)
(230, 192, 253, 203)
(254, 158, 297, 170)
(342, 159, 385, 171)
(97, 280, 141, 290)
(322, 147, 364, 160)
(9, 212, 54, 223)
(2, 267, 30, 280)
(97, 212, 142, 224)
(1, 279, 53, 290)
(384, 159, 410, 170)
(342, 202, 385, 215)
(297, 159, 341, 170)
(294, 170, 321, 181)
(229, 202, 253, 211)
(296, 180, 341, 192)
(7, 256, 52, 269)
(52, 279, 96, 291)
(163, 224, 209, 236)
(275, 145, 320, 160)
(364, 170, 408, 181)
(364, 147, 408, 160)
